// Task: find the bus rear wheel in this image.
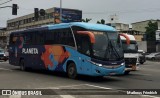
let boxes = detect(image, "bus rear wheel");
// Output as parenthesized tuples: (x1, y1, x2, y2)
(67, 63, 77, 79)
(20, 59, 26, 71)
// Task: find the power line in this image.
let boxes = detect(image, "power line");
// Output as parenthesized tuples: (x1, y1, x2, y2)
(83, 7, 160, 15)
(0, 0, 12, 6)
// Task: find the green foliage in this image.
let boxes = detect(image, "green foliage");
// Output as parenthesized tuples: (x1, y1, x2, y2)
(82, 18, 92, 23)
(97, 19, 106, 24)
(145, 21, 158, 41)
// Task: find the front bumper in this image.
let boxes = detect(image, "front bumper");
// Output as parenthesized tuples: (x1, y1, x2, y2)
(91, 64, 125, 76)
(125, 64, 137, 71)
(0, 56, 8, 61)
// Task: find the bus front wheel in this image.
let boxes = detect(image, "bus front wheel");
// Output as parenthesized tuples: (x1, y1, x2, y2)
(20, 59, 26, 71)
(124, 71, 130, 75)
(67, 63, 77, 79)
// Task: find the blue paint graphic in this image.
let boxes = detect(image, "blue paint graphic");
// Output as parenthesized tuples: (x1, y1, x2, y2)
(48, 54, 58, 71)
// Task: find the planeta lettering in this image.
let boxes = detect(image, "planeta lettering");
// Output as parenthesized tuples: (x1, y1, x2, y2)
(22, 48, 38, 54)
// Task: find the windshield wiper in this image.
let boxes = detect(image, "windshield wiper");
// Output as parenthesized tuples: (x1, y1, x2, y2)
(107, 40, 120, 59)
(111, 41, 121, 58)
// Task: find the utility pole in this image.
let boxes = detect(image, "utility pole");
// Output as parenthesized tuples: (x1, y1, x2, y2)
(60, 0, 62, 23)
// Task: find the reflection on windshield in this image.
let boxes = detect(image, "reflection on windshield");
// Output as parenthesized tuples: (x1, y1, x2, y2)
(0, 49, 4, 53)
(122, 43, 138, 53)
(92, 31, 123, 61)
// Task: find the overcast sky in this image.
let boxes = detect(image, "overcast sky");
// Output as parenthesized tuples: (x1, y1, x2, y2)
(0, 0, 160, 27)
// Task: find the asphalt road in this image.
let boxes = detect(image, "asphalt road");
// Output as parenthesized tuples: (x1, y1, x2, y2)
(0, 60, 160, 98)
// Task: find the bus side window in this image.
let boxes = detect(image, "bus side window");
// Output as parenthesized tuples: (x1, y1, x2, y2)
(24, 33, 31, 45)
(67, 28, 75, 47)
(75, 34, 90, 55)
(61, 28, 75, 47)
(35, 31, 45, 45)
(45, 30, 55, 45)
(10, 35, 18, 45)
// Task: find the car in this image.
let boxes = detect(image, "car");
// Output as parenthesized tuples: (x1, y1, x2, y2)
(0, 48, 8, 61)
(138, 50, 146, 64)
(146, 52, 160, 60)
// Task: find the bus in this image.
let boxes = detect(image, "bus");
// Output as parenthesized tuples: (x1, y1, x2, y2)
(120, 33, 139, 74)
(9, 22, 125, 78)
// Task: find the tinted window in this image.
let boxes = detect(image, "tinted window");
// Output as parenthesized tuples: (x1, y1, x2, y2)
(75, 34, 91, 56)
(9, 34, 17, 45)
(9, 33, 23, 45)
(45, 28, 75, 47)
(35, 31, 45, 45)
(23, 33, 31, 45)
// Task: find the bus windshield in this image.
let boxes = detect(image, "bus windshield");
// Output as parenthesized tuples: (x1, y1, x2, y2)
(92, 31, 123, 61)
(122, 42, 138, 53)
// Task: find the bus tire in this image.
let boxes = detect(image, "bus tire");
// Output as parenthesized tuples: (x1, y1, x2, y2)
(140, 62, 144, 64)
(151, 57, 155, 61)
(20, 59, 26, 71)
(67, 63, 77, 79)
(124, 71, 130, 75)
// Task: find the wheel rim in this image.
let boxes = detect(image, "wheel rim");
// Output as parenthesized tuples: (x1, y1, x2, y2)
(69, 66, 75, 76)
(67, 63, 77, 78)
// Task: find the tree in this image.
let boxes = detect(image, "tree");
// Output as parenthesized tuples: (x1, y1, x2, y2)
(145, 21, 158, 41)
(97, 19, 106, 24)
(82, 18, 92, 23)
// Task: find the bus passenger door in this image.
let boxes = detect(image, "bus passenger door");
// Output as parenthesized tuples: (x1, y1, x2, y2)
(9, 34, 21, 66)
(76, 34, 92, 75)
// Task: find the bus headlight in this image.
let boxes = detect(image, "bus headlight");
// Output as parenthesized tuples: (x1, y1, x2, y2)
(121, 62, 125, 66)
(87, 60, 103, 67)
(3, 54, 6, 57)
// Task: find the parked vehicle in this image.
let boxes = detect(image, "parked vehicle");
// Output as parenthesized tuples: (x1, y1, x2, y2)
(0, 48, 8, 61)
(138, 50, 146, 64)
(146, 52, 160, 60)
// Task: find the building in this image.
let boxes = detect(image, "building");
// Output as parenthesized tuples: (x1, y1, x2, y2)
(131, 19, 160, 52)
(7, 7, 82, 33)
(119, 29, 145, 41)
(0, 28, 7, 48)
(107, 23, 129, 31)
(5, 7, 82, 47)
(132, 19, 160, 33)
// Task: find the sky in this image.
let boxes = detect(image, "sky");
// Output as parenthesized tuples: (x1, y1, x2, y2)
(0, 0, 160, 27)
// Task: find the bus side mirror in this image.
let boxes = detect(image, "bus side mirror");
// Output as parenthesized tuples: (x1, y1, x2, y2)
(119, 33, 130, 45)
(117, 35, 121, 43)
(76, 31, 95, 44)
(136, 44, 138, 50)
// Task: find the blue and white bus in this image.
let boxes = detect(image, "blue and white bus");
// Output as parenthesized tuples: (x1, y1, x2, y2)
(9, 22, 125, 78)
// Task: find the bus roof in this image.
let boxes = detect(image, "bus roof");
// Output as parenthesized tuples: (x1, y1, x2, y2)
(120, 33, 136, 41)
(11, 22, 116, 34)
(47, 22, 116, 32)
(11, 26, 48, 34)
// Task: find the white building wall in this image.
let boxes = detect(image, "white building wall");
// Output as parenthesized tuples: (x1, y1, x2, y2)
(137, 41, 147, 52)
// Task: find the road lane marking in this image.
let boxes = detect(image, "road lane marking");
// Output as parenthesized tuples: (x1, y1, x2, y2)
(59, 95, 75, 98)
(142, 95, 160, 98)
(42, 84, 87, 89)
(49, 88, 75, 98)
(0, 68, 13, 71)
(55, 84, 88, 88)
(37, 84, 89, 98)
(85, 84, 111, 89)
(0, 61, 9, 63)
(9, 95, 21, 98)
